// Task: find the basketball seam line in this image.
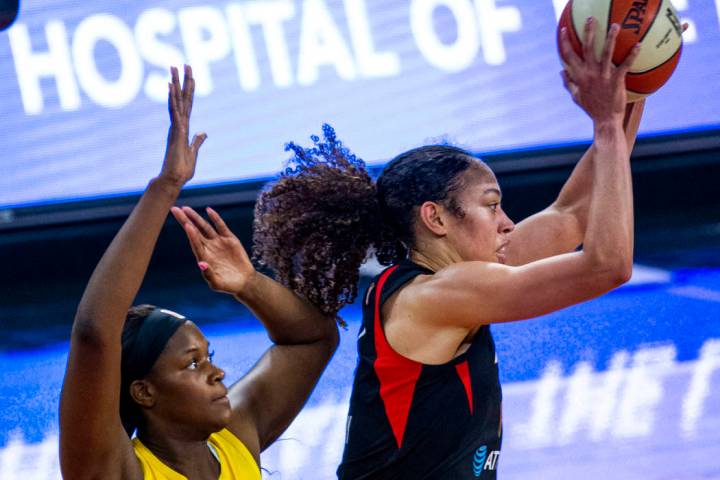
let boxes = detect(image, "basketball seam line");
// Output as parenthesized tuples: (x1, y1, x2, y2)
(570, 0, 578, 45)
(627, 49, 681, 93)
(627, 42, 681, 75)
(566, 0, 583, 59)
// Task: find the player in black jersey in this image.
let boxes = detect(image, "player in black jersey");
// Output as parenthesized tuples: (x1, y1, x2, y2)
(253, 19, 641, 479)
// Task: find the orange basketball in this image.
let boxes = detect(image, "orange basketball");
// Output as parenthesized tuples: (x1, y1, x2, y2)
(557, 0, 684, 101)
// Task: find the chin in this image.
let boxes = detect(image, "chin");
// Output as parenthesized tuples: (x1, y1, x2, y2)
(218, 407, 233, 427)
(207, 403, 233, 431)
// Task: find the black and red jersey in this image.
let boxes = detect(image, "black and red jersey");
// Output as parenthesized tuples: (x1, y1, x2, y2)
(338, 260, 503, 480)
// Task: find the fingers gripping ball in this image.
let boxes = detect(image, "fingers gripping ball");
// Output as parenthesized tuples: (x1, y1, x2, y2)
(558, 0, 683, 101)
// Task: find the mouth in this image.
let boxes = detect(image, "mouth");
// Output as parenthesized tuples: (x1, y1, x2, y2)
(212, 385, 229, 403)
(496, 242, 510, 263)
(212, 394, 230, 407)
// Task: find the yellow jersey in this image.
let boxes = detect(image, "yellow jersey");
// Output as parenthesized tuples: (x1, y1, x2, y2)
(132, 428, 261, 480)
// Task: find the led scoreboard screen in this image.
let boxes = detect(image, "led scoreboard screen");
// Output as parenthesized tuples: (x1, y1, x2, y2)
(0, 0, 718, 208)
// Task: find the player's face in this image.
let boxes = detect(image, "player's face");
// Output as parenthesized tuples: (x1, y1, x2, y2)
(444, 172, 515, 264)
(146, 322, 232, 435)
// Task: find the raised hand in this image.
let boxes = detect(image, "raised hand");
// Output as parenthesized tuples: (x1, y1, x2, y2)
(171, 206, 256, 295)
(159, 65, 207, 188)
(559, 18, 641, 124)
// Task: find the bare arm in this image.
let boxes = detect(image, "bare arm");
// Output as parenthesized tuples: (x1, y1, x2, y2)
(59, 66, 205, 480)
(504, 99, 644, 266)
(413, 20, 637, 327)
(506, 21, 689, 267)
(171, 207, 338, 457)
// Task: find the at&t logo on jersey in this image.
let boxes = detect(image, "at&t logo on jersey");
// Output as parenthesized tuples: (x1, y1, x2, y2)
(472, 445, 500, 477)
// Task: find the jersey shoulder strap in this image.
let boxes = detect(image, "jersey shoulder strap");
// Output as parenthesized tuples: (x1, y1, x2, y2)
(367, 260, 433, 311)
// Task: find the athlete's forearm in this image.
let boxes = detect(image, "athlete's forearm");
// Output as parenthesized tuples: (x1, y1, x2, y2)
(581, 120, 634, 277)
(235, 273, 338, 346)
(72, 178, 181, 341)
(552, 100, 644, 227)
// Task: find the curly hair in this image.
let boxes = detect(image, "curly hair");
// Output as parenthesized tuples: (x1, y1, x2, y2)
(253, 126, 492, 323)
(253, 125, 379, 323)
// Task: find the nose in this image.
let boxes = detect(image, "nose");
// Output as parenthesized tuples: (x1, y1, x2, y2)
(209, 364, 225, 384)
(499, 209, 515, 234)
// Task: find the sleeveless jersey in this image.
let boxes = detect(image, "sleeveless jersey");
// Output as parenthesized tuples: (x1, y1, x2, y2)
(132, 428, 261, 480)
(338, 260, 503, 479)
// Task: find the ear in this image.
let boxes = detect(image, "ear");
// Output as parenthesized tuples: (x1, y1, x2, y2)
(130, 379, 156, 408)
(417, 201, 448, 237)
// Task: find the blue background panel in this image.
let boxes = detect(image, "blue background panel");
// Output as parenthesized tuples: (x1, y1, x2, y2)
(0, 0, 719, 208)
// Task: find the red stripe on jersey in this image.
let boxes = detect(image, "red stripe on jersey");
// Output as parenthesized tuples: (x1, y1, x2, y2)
(373, 265, 423, 449)
(455, 360, 474, 415)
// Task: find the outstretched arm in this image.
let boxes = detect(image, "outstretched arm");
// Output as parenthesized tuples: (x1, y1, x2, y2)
(172, 206, 338, 458)
(410, 20, 636, 327)
(504, 101, 643, 266)
(506, 21, 688, 267)
(59, 66, 205, 480)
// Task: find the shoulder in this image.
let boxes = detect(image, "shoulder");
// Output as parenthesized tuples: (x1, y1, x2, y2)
(210, 429, 262, 479)
(410, 261, 501, 301)
(383, 275, 476, 363)
(401, 261, 510, 327)
(375, 264, 436, 322)
(130, 436, 150, 465)
(372, 262, 434, 303)
(210, 427, 247, 450)
(61, 432, 143, 480)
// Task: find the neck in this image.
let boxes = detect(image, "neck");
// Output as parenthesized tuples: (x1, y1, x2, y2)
(410, 246, 460, 273)
(137, 426, 219, 478)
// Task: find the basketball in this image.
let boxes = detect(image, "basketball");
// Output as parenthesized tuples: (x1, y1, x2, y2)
(557, 0, 683, 101)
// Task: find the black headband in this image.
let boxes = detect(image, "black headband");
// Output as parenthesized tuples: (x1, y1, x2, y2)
(123, 308, 186, 382)
(120, 307, 186, 436)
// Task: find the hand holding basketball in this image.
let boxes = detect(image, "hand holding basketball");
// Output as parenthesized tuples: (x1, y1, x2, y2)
(560, 19, 641, 123)
(557, 0, 684, 101)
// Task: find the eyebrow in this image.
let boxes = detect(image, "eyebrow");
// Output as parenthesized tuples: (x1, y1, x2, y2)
(483, 188, 501, 196)
(183, 342, 210, 355)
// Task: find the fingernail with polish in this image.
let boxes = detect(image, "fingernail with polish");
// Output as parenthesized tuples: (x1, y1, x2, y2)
(198, 262, 209, 271)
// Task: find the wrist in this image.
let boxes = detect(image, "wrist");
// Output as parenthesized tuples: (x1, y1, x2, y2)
(593, 119, 624, 141)
(232, 269, 261, 302)
(149, 176, 184, 198)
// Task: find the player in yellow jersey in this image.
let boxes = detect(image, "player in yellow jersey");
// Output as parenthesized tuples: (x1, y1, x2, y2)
(59, 65, 338, 480)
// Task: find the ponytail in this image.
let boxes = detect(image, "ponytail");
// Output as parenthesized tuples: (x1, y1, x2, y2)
(253, 127, 487, 322)
(253, 125, 388, 323)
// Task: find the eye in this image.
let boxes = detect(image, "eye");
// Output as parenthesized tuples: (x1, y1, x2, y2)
(489, 203, 499, 212)
(187, 358, 199, 370)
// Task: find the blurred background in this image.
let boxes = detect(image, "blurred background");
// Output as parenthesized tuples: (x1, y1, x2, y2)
(1, 0, 719, 478)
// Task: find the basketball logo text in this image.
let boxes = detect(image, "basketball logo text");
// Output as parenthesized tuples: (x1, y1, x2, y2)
(622, 0, 649, 34)
(472, 445, 500, 477)
(665, 8, 682, 36)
